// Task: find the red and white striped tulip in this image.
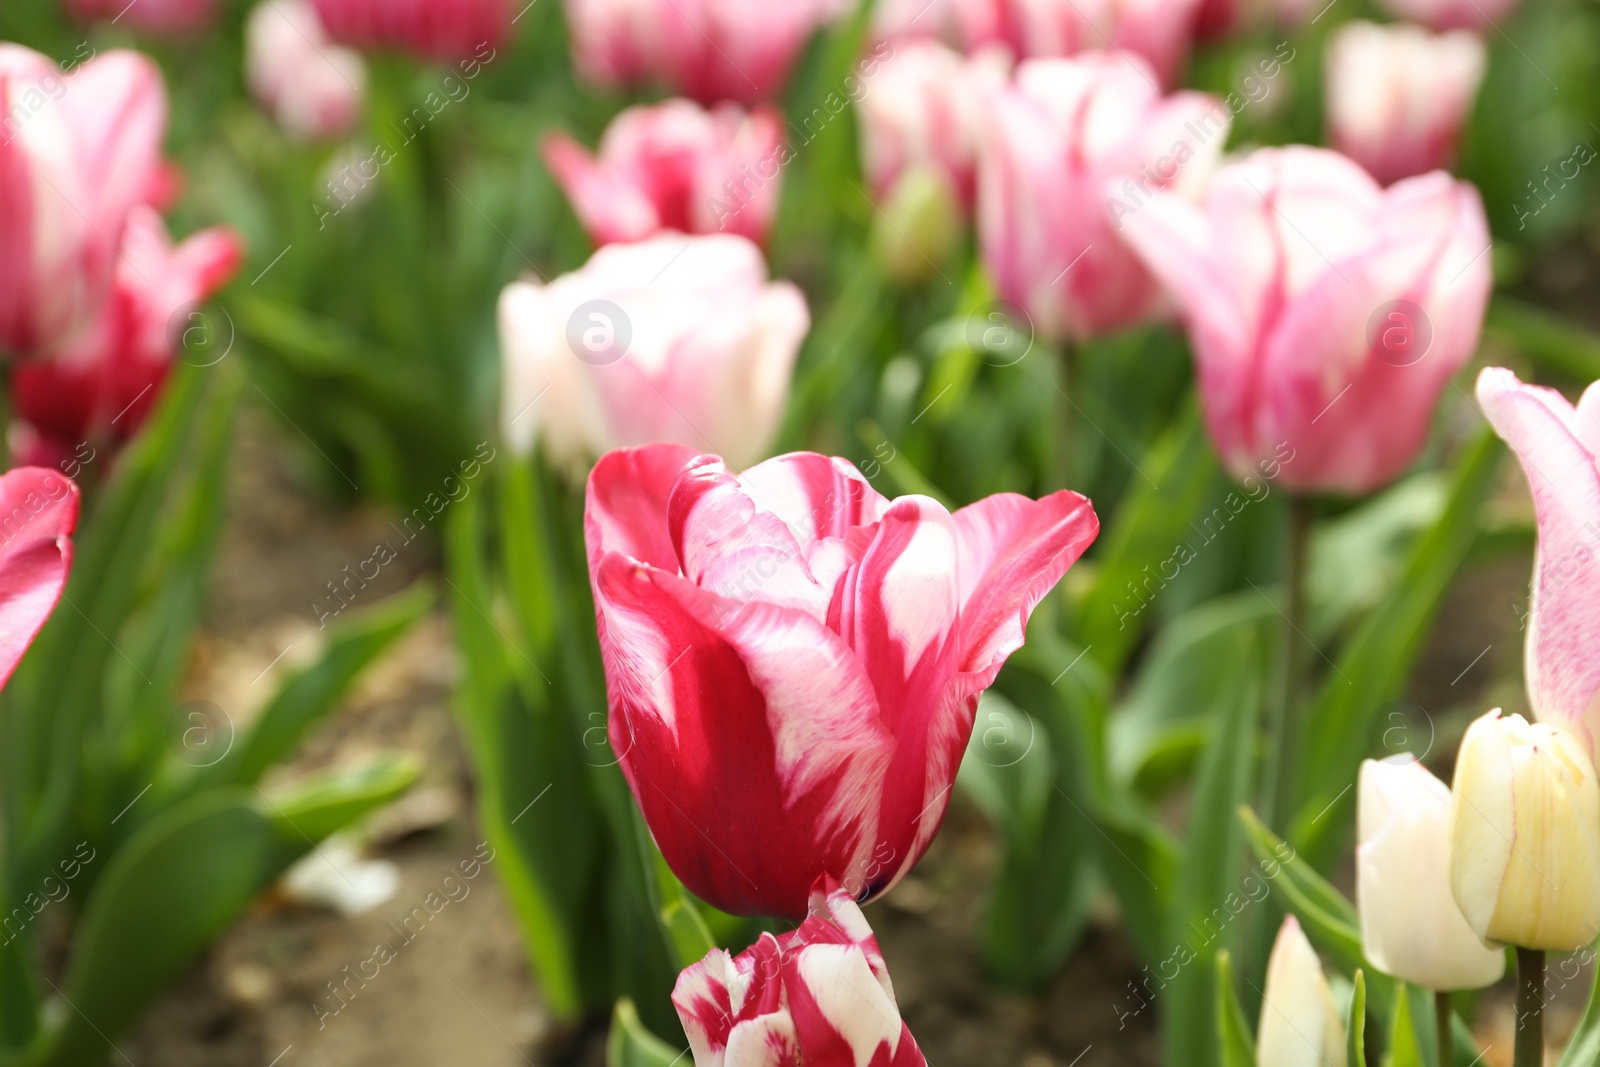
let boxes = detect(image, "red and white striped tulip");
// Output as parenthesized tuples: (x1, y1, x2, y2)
(978, 53, 1228, 341)
(674, 877, 926, 1066)
(1119, 146, 1491, 494)
(1357, 756, 1506, 990)
(542, 100, 785, 247)
(1258, 916, 1345, 1067)
(858, 40, 1010, 214)
(65, 0, 214, 34)
(584, 444, 1099, 918)
(564, 0, 846, 103)
(0, 467, 78, 692)
(1376, 0, 1518, 32)
(246, 0, 367, 141)
(11, 207, 243, 469)
(1475, 367, 1600, 749)
(0, 47, 167, 357)
(310, 0, 509, 63)
(499, 233, 808, 474)
(1326, 21, 1485, 186)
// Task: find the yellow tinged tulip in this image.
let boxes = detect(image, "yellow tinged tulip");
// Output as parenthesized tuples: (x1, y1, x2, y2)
(1447, 709, 1600, 952)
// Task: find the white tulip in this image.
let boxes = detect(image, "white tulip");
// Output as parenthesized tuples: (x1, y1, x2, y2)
(1258, 916, 1345, 1067)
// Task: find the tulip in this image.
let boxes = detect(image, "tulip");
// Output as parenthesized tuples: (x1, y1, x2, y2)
(310, 0, 509, 64)
(1325, 22, 1485, 186)
(858, 40, 1010, 215)
(584, 443, 1098, 918)
(1448, 709, 1600, 952)
(65, 0, 213, 34)
(542, 100, 786, 248)
(11, 207, 244, 469)
(0, 467, 78, 690)
(1478, 367, 1600, 746)
(499, 234, 808, 474)
(674, 877, 926, 1066)
(563, 0, 846, 103)
(1357, 756, 1506, 990)
(1118, 146, 1492, 494)
(1258, 916, 1346, 1067)
(246, 0, 367, 141)
(0, 47, 167, 357)
(977, 53, 1229, 341)
(1376, 0, 1518, 32)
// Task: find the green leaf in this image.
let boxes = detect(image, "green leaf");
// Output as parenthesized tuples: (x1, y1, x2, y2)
(606, 999, 684, 1067)
(1486, 296, 1600, 382)
(1216, 952, 1257, 1067)
(1238, 806, 1362, 974)
(1348, 970, 1368, 1067)
(1388, 984, 1428, 1067)
(1558, 940, 1600, 1066)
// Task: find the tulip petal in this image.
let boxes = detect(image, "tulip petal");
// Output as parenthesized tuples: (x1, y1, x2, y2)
(585, 442, 702, 573)
(541, 131, 662, 245)
(736, 452, 891, 550)
(785, 943, 906, 1067)
(1477, 368, 1600, 742)
(1448, 708, 1517, 941)
(0, 468, 79, 689)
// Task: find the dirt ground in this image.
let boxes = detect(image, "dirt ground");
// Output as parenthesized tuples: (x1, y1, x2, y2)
(124, 403, 1581, 1067)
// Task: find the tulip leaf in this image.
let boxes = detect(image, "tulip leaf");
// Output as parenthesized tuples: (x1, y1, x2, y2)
(606, 999, 684, 1067)
(1558, 940, 1600, 1066)
(1348, 970, 1369, 1067)
(1388, 984, 1428, 1067)
(1215, 951, 1257, 1067)
(1238, 806, 1362, 973)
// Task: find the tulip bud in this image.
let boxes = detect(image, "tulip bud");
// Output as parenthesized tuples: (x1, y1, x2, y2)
(1356, 756, 1506, 990)
(1258, 916, 1345, 1067)
(871, 165, 964, 284)
(246, 0, 366, 142)
(1448, 709, 1600, 952)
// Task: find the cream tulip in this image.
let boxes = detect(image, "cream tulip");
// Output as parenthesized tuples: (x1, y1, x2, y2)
(1357, 756, 1506, 990)
(1258, 916, 1345, 1067)
(1448, 709, 1600, 952)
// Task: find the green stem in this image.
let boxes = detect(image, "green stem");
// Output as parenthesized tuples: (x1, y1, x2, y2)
(1515, 947, 1545, 1067)
(1436, 990, 1454, 1067)
(1056, 343, 1076, 490)
(1261, 494, 1314, 832)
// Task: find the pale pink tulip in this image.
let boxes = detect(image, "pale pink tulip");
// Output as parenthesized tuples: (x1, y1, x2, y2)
(1119, 146, 1492, 494)
(858, 40, 1010, 213)
(0, 47, 167, 356)
(311, 0, 510, 63)
(499, 233, 808, 473)
(543, 100, 785, 247)
(564, 0, 846, 103)
(246, 0, 367, 141)
(1326, 21, 1485, 186)
(978, 52, 1229, 341)
(1475, 368, 1600, 751)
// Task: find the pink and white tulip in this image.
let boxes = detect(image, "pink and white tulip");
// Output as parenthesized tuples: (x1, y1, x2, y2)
(542, 100, 785, 247)
(1326, 21, 1485, 186)
(0, 47, 167, 357)
(674, 877, 926, 1066)
(499, 234, 808, 473)
(1377, 0, 1518, 32)
(858, 40, 1010, 214)
(584, 444, 1098, 918)
(1474, 367, 1600, 750)
(978, 53, 1229, 341)
(1119, 146, 1492, 494)
(564, 0, 846, 103)
(11, 207, 244, 469)
(310, 0, 509, 63)
(246, 0, 367, 141)
(65, 0, 214, 34)
(0, 467, 78, 691)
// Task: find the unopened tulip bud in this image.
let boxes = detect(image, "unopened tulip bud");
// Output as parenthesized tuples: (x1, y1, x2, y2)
(1258, 916, 1345, 1067)
(872, 165, 964, 284)
(1448, 709, 1600, 952)
(1357, 756, 1506, 990)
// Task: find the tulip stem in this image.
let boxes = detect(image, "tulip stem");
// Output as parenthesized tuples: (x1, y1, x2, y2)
(1514, 947, 1545, 1067)
(1435, 991, 1454, 1067)
(1261, 495, 1314, 832)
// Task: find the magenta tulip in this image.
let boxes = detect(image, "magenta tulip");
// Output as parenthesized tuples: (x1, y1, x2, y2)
(0, 467, 78, 690)
(563, 0, 846, 103)
(674, 877, 926, 1066)
(543, 100, 785, 247)
(65, 0, 214, 33)
(1119, 146, 1492, 494)
(0, 47, 167, 356)
(584, 444, 1098, 918)
(310, 0, 509, 63)
(1326, 21, 1485, 186)
(11, 207, 243, 470)
(978, 52, 1229, 341)
(1377, 0, 1518, 31)
(246, 0, 367, 141)
(1476, 368, 1600, 750)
